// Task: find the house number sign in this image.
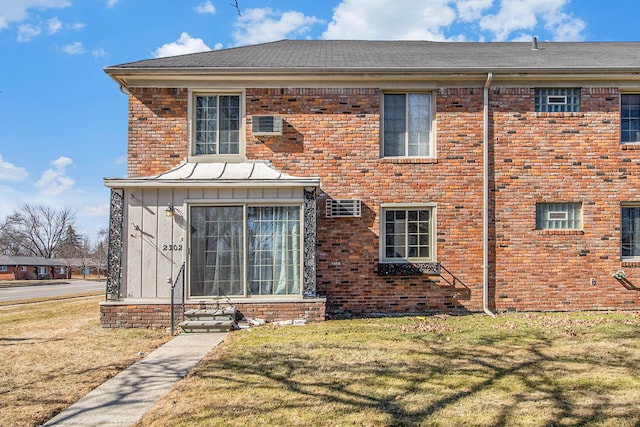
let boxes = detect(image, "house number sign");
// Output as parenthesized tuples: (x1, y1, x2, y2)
(162, 244, 183, 251)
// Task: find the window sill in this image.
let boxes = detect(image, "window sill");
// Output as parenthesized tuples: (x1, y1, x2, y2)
(534, 112, 585, 118)
(535, 229, 584, 236)
(377, 262, 441, 276)
(187, 155, 245, 163)
(381, 157, 438, 164)
(621, 143, 640, 150)
(621, 261, 640, 268)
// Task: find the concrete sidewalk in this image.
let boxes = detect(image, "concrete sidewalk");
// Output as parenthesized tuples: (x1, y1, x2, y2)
(44, 332, 228, 426)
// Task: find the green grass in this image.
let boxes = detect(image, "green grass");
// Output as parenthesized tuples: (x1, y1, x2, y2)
(138, 312, 640, 426)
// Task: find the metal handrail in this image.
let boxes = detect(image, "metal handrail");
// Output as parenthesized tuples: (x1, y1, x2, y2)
(170, 262, 186, 335)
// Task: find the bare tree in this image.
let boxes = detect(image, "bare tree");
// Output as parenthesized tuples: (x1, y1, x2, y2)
(2, 205, 76, 258)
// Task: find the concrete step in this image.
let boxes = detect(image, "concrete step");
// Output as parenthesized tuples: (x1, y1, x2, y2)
(179, 320, 235, 333)
(184, 308, 237, 321)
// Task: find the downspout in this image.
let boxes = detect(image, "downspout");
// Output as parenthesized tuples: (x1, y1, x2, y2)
(483, 72, 497, 317)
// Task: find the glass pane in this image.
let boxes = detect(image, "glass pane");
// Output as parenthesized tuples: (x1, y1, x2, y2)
(247, 206, 301, 295)
(383, 94, 406, 156)
(190, 206, 243, 297)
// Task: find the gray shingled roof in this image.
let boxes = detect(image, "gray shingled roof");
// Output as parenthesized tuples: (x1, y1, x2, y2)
(105, 39, 640, 72)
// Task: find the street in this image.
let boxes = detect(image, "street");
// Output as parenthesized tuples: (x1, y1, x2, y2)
(0, 280, 104, 302)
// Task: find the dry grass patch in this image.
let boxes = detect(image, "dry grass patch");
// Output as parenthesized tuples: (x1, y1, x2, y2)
(139, 312, 640, 427)
(0, 296, 171, 427)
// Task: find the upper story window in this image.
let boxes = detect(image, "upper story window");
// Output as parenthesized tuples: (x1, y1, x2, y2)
(191, 93, 242, 160)
(621, 94, 640, 143)
(536, 202, 582, 230)
(383, 93, 433, 157)
(535, 88, 581, 113)
(381, 204, 435, 263)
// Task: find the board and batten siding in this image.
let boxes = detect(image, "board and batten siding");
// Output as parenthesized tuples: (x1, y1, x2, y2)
(121, 186, 304, 299)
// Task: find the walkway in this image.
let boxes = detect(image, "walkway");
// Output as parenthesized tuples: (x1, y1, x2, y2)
(44, 332, 228, 426)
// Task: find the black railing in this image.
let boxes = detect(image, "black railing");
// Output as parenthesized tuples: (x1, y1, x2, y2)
(170, 262, 186, 335)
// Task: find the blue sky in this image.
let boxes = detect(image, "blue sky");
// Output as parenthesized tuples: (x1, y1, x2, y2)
(0, 0, 638, 241)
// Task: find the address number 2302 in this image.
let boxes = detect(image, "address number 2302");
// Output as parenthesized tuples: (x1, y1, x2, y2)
(162, 244, 183, 251)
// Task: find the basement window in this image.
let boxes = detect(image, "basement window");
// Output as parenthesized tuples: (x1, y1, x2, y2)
(535, 88, 581, 112)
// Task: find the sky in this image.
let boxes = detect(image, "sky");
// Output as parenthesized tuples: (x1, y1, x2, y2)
(0, 0, 638, 243)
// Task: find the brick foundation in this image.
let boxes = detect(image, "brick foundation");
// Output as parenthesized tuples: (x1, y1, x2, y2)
(100, 299, 327, 329)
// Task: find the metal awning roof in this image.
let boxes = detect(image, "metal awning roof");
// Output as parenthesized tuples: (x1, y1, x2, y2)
(104, 162, 320, 188)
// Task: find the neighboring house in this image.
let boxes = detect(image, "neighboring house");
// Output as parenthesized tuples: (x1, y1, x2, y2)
(101, 39, 640, 328)
(0, 256, 67, 280)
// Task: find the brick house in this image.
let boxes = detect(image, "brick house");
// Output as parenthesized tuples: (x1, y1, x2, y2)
(0, 256, 67, 280)
(101, 39, 640, 328)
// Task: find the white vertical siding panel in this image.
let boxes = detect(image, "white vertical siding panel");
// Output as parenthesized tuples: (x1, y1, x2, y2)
(156, 189, 175, 298)
(127, 191, 143, 298)
(140, 189, 158, 298)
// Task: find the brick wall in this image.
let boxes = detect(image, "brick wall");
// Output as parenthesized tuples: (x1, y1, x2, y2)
(127, 88, 188, 177)
(100, 301, 326, 328)
(491, 87, 640, 311)
(124, 85, 640, 317)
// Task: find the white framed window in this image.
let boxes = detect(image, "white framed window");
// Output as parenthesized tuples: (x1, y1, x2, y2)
(621, 94, 640, 143)
(189, 204, 302, 298)
(621, 205, 640, 259)
(189, 92, 244, 161)
(0, 266, 7, 272)
(536, 203, 582, 230)
(37, 266, 47, 275)
(383, 93, 434, 157)
(380, 204, 435, 263)
(21, 266, 27, 272)
(535, 88, 581, 112)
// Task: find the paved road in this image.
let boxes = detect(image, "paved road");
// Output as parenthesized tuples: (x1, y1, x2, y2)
(0, 280, 104, 302)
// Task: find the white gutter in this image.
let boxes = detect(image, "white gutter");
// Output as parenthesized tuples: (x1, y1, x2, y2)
(483, 72, 497, 318)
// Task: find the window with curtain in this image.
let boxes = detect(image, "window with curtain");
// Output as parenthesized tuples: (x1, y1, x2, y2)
(622, 206, 640, 259)
(190, 205, 301, 297)
(383, 93, 432, 157)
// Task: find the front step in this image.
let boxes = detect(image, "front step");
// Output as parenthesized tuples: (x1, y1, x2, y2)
(179, 306, 238, 333)
(179, 320, 234, 333)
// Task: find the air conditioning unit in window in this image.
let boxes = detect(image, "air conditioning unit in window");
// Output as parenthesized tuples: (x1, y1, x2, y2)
(326, 199, 362, 218)
(252, 115, 283, 136)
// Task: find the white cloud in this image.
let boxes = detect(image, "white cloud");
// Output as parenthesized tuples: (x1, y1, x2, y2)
(320, 0, 585, 42)
(35, 156, 75, 196)
(46, 16, 61, 34)
(0, 0, 70, 29)
(60, 41, 87, 54)
(17, 23, 41, 42)
(107, 0, 119, 7)
(213, 42, 223, 50)
(0, 155, 28, 182)
(82, 204, 109, 217)
(233, 7, 323, 45)
(92, 48, 106, 58)
(68, 21, 85, 30)
(456, 0, 493, 22)
(195, 1, 216, 14)
(479, 0, 585, 41)
(153, 32, 210, 58)
(323, 0, 455, 41)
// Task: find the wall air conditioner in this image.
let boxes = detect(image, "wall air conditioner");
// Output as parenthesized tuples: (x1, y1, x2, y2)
(326, 199, 362, 218)
(252, 115, 283, 136)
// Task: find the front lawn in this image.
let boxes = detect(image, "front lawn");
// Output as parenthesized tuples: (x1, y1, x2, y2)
(138, 312, 640, 426)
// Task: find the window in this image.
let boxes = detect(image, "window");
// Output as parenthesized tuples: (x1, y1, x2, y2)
(192, 94, 241, 157)
(383, 93, 433, 157)
(621, 206, 640, 259)
(0, 266, 6, 272)
(21, 266, 27, 272)
(189, 205, 301, 297)
(535, 88, 581, 112)
(621, 94, 640, 143)
(536, 203, 582, 230)
(381, 206, 434, 262)
(37, 266, 47, 275)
